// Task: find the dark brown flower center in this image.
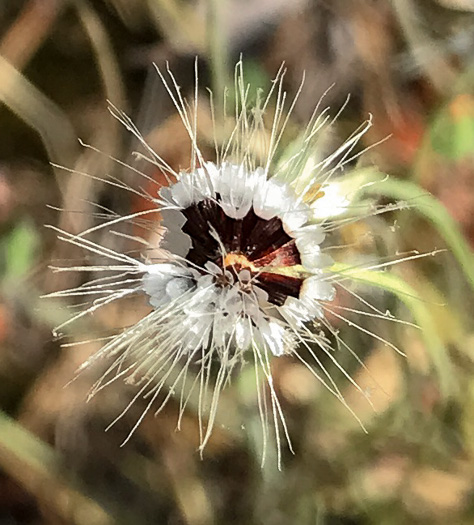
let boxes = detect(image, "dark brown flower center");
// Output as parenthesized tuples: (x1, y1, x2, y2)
(181, 197, 304, 306)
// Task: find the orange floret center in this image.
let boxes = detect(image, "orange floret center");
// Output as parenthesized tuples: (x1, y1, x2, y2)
(223, 253, 258, 272)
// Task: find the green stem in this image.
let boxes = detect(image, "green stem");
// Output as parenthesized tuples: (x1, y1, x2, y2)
(207, 0, 228, 119)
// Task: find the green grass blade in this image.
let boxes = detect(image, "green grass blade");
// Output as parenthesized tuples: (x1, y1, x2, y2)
(330, 263, 455, 398)
(364, 174, 474, 292)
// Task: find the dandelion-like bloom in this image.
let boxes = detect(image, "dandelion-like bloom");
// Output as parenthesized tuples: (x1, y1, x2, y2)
(50, 61, 396, 466)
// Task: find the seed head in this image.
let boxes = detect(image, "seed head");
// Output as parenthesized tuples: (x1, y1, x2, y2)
(48, 60, 405, 468)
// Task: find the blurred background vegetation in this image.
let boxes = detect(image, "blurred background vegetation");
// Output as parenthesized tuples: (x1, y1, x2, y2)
(1, 0, 474, 523)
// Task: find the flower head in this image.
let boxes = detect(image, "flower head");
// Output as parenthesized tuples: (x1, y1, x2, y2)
(49, 61, 399, 467)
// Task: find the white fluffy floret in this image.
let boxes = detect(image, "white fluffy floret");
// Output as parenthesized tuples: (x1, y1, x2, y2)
(161, 161, 327, 254)
(49, 61, 394, 468)
(142, 162, 334, 360)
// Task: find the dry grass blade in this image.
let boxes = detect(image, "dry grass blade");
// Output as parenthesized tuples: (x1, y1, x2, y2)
(0, 56, 78, 190)
(0, 410, 114, 525)
(0, 0, 64, 70)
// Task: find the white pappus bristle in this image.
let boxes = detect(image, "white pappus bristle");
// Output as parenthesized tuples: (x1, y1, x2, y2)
(47, 59, 417, 469)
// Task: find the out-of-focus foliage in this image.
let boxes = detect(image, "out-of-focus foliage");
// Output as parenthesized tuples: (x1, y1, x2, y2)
(1, 1, 474, 524)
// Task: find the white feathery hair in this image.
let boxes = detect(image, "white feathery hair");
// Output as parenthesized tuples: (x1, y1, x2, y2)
(47, 59, 414, 468)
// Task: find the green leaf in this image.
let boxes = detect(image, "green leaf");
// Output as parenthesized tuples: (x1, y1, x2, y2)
(3, 220, 38, 281)
(430, 97, 474, 160)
